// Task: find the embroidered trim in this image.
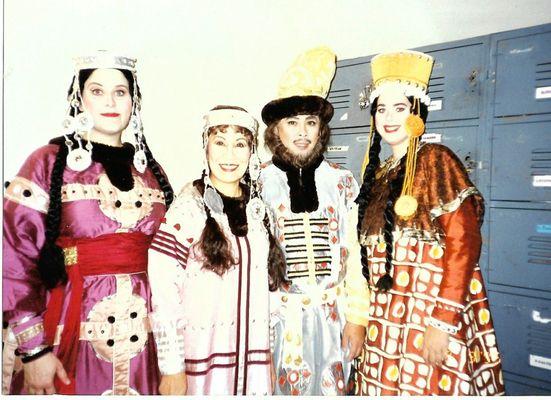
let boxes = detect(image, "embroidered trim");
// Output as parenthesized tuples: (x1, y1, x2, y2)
(430, 186, 480, 221)
(435, 297, 465, 312)
(428, 317, 459, 335)
(61, 182, 165, 204)
(360, 227, 444, 246)
(4, 177, 49, 213)
(15, 323, 44, 346)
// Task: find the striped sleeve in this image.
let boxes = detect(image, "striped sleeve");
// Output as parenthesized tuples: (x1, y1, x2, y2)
(148, 189, 200, 375)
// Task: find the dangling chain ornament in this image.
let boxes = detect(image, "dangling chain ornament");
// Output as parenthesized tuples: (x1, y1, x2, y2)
(246, 142, 265, 221)
(63, 81, 95, 172)
(130, 77, 148, 174)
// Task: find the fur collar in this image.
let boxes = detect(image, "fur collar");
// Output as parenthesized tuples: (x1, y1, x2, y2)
(50, 135, 136, 192)
(272, 155, 324, 213)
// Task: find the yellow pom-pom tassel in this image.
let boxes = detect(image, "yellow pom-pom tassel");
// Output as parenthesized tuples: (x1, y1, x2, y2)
(405, 114, 425, 138)
(394, 195, 418, 219)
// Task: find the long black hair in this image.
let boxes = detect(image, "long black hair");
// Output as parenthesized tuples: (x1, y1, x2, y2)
(37, 69, 174, 289)
(356, 96, 428, 291)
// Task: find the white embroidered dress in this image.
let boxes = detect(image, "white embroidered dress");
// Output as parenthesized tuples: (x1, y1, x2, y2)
(147, 182, 271, 395)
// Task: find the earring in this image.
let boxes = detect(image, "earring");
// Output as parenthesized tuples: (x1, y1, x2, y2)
(65, 111, 94, 172)
(248, 152, 261, 181)
(63, 87, 95, 172)
(130, 112, 147, 173)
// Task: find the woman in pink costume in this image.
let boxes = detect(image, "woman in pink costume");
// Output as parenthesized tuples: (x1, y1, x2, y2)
(2, 51, 173, 395)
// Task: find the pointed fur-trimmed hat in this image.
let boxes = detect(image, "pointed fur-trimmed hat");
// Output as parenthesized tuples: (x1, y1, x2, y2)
(261, 46, 336, 125)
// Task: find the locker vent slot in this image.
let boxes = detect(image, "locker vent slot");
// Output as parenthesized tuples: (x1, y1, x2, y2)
(325, 156, 346, 167)
(527, 235, 551, 265)
(327, 89, 351, 110)
(528, 321, 551, 353)
(536, 61, 551, 84)
(530, 148, 551, 171)
(428, 76, 445, 100)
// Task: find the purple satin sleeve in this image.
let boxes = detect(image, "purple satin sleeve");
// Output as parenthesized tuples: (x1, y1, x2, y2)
(2, 145, 58, 351)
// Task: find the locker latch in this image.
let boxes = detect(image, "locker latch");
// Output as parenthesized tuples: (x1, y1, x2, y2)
(532, 310, 551, 324)
(464, 152, 476, 173)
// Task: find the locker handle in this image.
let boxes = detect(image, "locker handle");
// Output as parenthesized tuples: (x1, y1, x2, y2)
(532, 310, 551, 324)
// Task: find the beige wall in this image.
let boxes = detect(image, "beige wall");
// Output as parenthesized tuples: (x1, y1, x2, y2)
(3, 0, 551, 188)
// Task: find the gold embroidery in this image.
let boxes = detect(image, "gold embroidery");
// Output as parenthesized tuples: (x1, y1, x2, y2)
(63, 247, 78, 266)
(14, 323, 44, 346)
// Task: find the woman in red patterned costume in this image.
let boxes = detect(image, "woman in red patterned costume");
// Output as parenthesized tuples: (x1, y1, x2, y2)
(353, 50, 505, 396)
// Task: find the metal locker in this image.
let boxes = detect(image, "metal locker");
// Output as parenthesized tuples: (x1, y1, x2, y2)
(490, 121, 551, 202)
(503, 372, 551, 395)
(328, 57, 371, 129)
(421, 42, 487, 123)
(488, 207, 551, 291)
(423, 124, 480, 183)
(489, 291, 551, 384)
(494, 30, 551, 117)
(326, 125, 370, 181)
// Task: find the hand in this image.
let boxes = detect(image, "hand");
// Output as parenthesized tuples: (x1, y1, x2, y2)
(341, 322, 366, 361)
(269, 354, 277, 394)
(422, 325, 450, 367)
(23, 352, 70, 395)
(159, 372, 187, 395)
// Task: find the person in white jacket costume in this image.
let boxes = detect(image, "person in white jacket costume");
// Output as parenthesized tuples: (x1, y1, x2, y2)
(147, 105, 288, 395)
(259, 47, 369, 395)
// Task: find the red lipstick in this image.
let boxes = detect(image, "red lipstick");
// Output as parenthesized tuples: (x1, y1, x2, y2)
(384, 125, 400, 133)
(101, 113, 120, 117)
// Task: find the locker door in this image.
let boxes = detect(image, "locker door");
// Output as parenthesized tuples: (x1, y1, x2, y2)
(328, 58, 371, 129)
(327, 125, 370, 182)
(488, 208, 551, 291)
(422, 124, 480, 184)
(489, 291, 551, 384)
(423, 43, 486, 122)
(491, 121, 551, 202)
(494, 30, 551, 117)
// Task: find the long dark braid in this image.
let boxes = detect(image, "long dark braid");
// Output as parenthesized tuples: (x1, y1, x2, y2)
(357, 96, 428, 291)
(37, 144, 69, 289)
(356, 98, 382, 285)
(142, 137, 173, 209)
(263, 211, 290, 292)
(377, 158, 407, 291)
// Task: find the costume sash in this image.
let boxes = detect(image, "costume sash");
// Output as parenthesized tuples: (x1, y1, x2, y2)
(42, 232, 151, 394)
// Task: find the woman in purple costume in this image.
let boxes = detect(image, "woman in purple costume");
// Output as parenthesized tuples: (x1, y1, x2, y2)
(2, 51, 173, 395)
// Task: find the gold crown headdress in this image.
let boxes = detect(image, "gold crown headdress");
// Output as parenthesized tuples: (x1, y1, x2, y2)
(368, 50, 433, 106)
(261, 46, 337, 125)
(361, 50, 435, 220)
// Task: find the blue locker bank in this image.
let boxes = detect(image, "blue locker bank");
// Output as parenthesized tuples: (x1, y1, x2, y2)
(326, 23, 551, 395)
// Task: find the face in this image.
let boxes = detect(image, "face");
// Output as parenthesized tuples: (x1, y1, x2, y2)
(81, 69, 133, 141)
(275, 115, 320, 159)
(207, 127, 251, 188)
(374, 85, 412, 148)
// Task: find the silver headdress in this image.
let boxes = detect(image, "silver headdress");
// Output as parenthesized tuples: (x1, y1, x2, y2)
(201, 107, 265, 221)
(62, 50, 147, 173)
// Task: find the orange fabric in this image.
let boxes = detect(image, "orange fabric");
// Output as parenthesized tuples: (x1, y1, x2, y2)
(431, 198, 481, 327)
(360, 143, 484, 237)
